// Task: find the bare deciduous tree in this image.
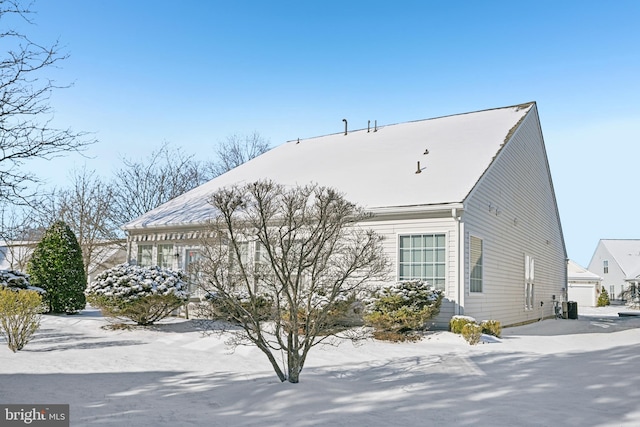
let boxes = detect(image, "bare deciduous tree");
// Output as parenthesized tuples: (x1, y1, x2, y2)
(209, 132, 270, 177)
(50, 167, 122, 278)
(0, 0, 92, 206)
(198, 180, 389, 383)
(0, 206, 41, 271)
(111, 142, 211, 226)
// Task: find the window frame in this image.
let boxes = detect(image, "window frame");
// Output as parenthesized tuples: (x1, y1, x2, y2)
(157, 244, 174, 269)
(469, 235, 483, 293)
(397, 233, 447, 290)
(137, 244, 153, 267)
(524, 254, 535, 310)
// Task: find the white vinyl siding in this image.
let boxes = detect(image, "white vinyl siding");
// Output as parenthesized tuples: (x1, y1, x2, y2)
(398, 233, 446, 290)
(469, 236, 483, 293)
(461, 105, 566, 325)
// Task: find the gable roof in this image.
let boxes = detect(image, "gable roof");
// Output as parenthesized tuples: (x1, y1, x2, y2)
(124, 103, 535, 230)
(567, 259, 602, 282)
(598, 239, 640, 280)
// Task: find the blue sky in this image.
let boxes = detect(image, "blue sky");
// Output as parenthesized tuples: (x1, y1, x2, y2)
(15, 0, 640, 267)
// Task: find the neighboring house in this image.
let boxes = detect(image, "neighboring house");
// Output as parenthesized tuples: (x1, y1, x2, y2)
(123, 102, 567, 328)
(0, 239, 126, 286)
(567, 259, 602, 307)
(588, 239, 640, 304)
(0, 240, 37, 272)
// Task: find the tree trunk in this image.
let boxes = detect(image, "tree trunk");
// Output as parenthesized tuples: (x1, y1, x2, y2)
(287, 333, 302, 383)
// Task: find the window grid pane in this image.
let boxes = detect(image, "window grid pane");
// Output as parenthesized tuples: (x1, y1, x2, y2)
(137, 245, 153, 267)
(398, 233, 446, 290)
(157, 244, 174, 269)
(470, 236, 483, 293)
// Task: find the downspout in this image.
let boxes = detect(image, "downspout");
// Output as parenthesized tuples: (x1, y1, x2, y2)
(452, 208, 463, 315)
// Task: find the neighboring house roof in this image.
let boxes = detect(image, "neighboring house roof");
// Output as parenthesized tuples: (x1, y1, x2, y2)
(0, 240, 126, 275)
(598, 239, 640, 281)
(567, 259, 602, 282)
(124, 103, 535, 230)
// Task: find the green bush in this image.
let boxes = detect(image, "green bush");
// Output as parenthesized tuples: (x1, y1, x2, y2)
(480, 320, 502, 338)
(461, 323, 483, 345)
(597, 288, 610, 307)
(364, 281, 443, 341)
(26, 221, 86, 314)
(205, 291, 274, 322)
(449, 315, 477, 334)
(86, 264, 189, 325)
(0, 289, 43, 352)
(89, 294, 187, 326)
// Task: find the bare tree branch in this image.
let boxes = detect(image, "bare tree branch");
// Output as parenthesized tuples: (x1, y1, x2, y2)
(111, 142, 211, 226)
(48, 167, 122, 278)
(198, 180, 389, 383)
(208, 131, 270, 177)
(0, 1, 94, 206)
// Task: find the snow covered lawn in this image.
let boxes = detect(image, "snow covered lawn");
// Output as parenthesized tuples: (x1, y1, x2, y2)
(2, 306, 640, 426)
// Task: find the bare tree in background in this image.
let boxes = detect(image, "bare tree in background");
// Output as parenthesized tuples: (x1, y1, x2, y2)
(0, 1, 92, 207)
(111, 142, 211, 226)
(0, 206, 42, 270)
(209, 132, 270, 177)
(198, 180, 389, 383)
(48, 167, 122, 278)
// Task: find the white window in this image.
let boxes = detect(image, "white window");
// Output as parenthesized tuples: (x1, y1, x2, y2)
(137, 245, 153, 267)
(603, 260, 609, 274)
(157, 244, 174, 269)
(398, 234, 446, 290)
(185, 249, 202, 294)
(610, 285, 615, 300)
(469, 235, 483, 293)
(525, 254, 535, 310)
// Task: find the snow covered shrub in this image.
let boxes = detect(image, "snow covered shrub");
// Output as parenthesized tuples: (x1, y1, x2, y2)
(480, 320, 501, 338)
(283, 292, 361, 335)
(0, 270, 30, 291)
(27, 220, 86, 313)
(364, 280, 443, 341)
(204, 290, 274, 322)
(461, 323, 483, 345)
(597, 288, 610, 307)
(449, 315, 477, 334)
(86, 264, 189, 325)
(0, 288, 43, 352)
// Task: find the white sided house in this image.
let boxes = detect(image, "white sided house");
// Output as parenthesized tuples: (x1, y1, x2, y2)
(588, 239, 640, 305)
(123, 102, 567, 328)
(567, 259, 602, 307)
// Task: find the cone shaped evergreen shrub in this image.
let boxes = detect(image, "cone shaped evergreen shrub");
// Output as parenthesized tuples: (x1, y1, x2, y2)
(27, 221, 87, 313)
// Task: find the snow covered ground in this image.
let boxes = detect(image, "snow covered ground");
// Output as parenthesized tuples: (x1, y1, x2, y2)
(2, 305, 640, 426)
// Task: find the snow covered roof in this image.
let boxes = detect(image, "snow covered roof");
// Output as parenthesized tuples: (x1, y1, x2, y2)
(124, 103, 535, 230)
(598, 239, 640, 280)
(567, 259, 602, 282)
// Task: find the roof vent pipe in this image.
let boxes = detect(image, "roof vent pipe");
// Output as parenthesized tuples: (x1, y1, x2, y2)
(342, 119, 347, 135)
(415, 161, 422, 174)
(374, 120, 378, 132)
(368, 120, 370, 133)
